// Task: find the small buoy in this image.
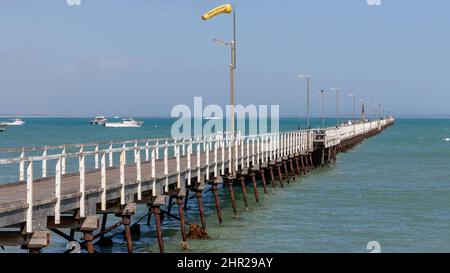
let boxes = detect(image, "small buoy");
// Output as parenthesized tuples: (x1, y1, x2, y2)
(154, 125, 158, 127)
(444, 138, 450, 142)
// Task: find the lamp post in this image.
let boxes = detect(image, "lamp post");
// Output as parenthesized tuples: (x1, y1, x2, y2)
(360, 99, 365, 121)
(298, 74, 311, 129)
(330, 87, 340, 126)
(348, 93, 356, 122)
(202, 3, 237, 177)
(318, 89, 325, 128)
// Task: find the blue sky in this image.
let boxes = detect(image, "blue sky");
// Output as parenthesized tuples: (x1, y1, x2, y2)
(0, 0, 449, 116)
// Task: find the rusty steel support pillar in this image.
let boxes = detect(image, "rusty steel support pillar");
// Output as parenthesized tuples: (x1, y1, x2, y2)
(295, 158, 301, 176)
(260, 169, 269, 194)
(184, 188, 190, 210)
(239, 176, 249, 209)
(269, 166, 276, 187)
(153, 205, 164, 253)
(122, 215, 133, 253)
(289, 159, 295, 177)
(211, 183, 223, 225)
(176, 196, 188, 249)
(301, 156, 307, 174)
(250, 172, 260, 202)
(80, 216, 99, 254)
(152, 195, 165, 253)
(227, 179, 238, 218)
(283, 161, 290, 183)
(309, 153, 314, 168)
(277, 164, 284, 188)
(196, 186, 206, 231)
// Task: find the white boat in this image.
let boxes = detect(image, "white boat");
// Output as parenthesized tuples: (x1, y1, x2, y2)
(104, 117, 144, 128)
(0, 123, 7, 132)
(5, 118, 25, 126)
(90, 116, 107, 125)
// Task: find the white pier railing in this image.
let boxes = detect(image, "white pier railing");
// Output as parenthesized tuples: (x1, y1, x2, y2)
(0, 129, 315, 232)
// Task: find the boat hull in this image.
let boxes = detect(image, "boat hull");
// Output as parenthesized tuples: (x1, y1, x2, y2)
(104, 123, 142, 128)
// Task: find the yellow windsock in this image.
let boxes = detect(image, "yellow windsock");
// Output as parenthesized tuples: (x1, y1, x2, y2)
(202, 4, 232, 20)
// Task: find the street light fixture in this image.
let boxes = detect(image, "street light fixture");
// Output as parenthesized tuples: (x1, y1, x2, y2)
(202, 3, 237, 177)
(298, 74, 311, 129)
(330, 87, 340, 126)
(318, 90, 325, 128)
(360, 99, 366, 121)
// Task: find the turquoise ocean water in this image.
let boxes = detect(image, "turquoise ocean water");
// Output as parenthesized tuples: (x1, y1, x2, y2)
(1, 117, 449, 253)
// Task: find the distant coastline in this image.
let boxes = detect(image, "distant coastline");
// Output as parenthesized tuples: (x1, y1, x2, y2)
(0, 114, 449, 119)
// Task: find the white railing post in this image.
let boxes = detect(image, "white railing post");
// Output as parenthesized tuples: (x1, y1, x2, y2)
(134, 141, 138, 163)
(42, 147, 48, 178)
(221, 133, 225, 175)
(55, 158, 61, 224)
(145, 141, 150, 161)
(176, 142, 181, 189)
(120, 145, 126, 205)
(109, 144, 113, 167)
(101, 152, 106, 211)
(228, 133, 232, 174)
(19, 149, 25, 181)
(257, 136, 260, 164)
(95, 145, 99, 169)
(214, 134, 218, 177)
(252, 136, 255, 164)
(79, 152, 86, 218)
(240, 135, 244, 170)
(136, 147, 142, 200)
(151, 146, 156, 196)
(182, 138, 186, 156)
(187, 138, 192, 186)
(26, 160, 33, 233)
(263, 134, 267, 163)
(206, 137, 210, 181)
(235, 133, 239, 172)
(61, 147, 66, 175)
(197, 137, 201, 181)
(164, 140, 169, 193)
(156, 141, 160, 160)
(246, 137, 250, 168)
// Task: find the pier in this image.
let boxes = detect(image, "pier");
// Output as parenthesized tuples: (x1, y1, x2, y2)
(0, 118, 394, 253)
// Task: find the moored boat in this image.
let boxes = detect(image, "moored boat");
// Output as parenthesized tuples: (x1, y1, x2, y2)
(4, 118, 25, 126)
(90, 116, 107, 125)
(104, 117, 143, 128)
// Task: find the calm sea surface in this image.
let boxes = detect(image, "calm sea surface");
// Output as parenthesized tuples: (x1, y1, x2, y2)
(1, 117, 449, 253)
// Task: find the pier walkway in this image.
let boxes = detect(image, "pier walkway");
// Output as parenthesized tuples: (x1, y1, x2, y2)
(0, 118, 394, 252)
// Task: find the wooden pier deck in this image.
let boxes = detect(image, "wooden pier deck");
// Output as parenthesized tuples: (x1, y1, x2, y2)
(0, 118, 394, 252)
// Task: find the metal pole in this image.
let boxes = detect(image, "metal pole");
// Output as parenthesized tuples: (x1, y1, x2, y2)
(336, 90, 339, 126)
(352, 96, 356, 122)
(321, 90, 325, 128)
(230, 9, 236, 177)
(306, 77, 310, 129)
